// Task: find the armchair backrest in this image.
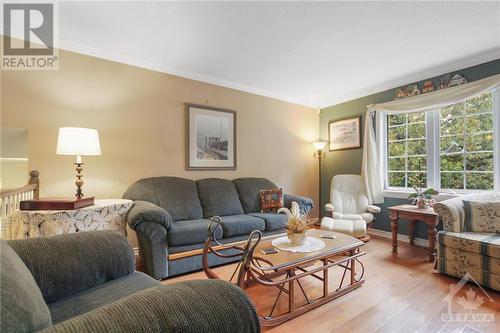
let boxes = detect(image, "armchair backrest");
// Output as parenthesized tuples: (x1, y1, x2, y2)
(433, 192, 500, 232)
(330, 174, 369, 214)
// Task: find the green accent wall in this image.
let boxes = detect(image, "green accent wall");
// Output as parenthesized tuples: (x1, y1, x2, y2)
(319, 58, 500, 239)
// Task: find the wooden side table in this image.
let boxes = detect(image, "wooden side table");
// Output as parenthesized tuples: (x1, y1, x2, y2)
(388, 204, 440, 262)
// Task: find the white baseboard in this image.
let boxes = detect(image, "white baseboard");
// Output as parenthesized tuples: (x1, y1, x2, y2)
(368, 228, 429, 248)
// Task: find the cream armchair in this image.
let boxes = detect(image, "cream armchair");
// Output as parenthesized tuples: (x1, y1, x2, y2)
(321, 174, 380, 241)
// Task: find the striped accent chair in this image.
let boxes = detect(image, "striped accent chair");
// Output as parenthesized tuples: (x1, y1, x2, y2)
(433, 193, 500, 291)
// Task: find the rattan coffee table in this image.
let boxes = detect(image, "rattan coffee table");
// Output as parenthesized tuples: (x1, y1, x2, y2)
(203, 222, 366, 327)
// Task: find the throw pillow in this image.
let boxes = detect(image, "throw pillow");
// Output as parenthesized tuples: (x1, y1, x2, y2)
(259, 188, 284, 213)
(463, 201, 500, 233)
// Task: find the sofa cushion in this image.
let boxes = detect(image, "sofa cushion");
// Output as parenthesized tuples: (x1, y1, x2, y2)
(0, 240, 52, 333)
(168, 219, 223, 247)
(220, 215, 265, 237)
(249, 213, 287, 231)
(123, 177, 203, 221)
(48, 272, 158, 324)
(464, 200, 500, 233)
(233, 178, 278, 213)
(197, 178, 244, 218)
(437, 231, 500, 259)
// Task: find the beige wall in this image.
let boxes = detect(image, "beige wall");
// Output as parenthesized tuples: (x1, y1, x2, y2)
(1, 47, 319, 245)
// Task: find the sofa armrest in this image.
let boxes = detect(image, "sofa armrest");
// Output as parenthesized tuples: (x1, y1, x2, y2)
(41, 280, 260, 333)
(433, 197, 465, 233)
(7, 231, 134, 303)
(284, 194, 314, 216)
(127, 200, 172, 231)
(366, 205, 381, 213)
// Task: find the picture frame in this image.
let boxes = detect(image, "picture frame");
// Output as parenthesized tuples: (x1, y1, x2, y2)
(186, 104, 237, 170)
(328, 116, 362, 151)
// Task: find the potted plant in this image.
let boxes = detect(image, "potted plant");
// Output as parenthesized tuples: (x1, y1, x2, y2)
(278, 202, 311, 246)
(408, 172, 438, 209)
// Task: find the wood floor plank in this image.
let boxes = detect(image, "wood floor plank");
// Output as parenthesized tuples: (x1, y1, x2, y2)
(157, 235, 500, 333)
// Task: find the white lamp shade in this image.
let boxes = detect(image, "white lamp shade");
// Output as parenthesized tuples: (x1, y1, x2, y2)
(56, 127, 101, 156)
(313, 141, 327, 150)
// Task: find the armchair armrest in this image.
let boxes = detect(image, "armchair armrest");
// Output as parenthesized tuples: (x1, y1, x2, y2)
(284, 194, 314, 216)
(325, 203, 334, 212)
(127, 200, 172, 231)
(42, 280, 260, 333)
(7, 231, 134, 303)
(366, 205, 381, 213)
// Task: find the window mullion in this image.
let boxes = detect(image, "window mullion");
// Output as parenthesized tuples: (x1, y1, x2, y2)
(494, 89, 500, 191)
(427, 109, 439, 190)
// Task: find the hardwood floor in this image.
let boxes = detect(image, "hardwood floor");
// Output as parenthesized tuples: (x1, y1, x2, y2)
(161, 236, 500, 333)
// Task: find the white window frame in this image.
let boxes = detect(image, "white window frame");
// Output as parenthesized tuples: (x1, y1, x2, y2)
(377, 90, 500, 199)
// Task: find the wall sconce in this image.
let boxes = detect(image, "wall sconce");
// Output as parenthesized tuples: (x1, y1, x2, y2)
(313, 141, 327, 219)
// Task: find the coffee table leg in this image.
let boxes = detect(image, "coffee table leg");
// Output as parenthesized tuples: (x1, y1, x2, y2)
(390, 213, 399, 253)
(289, 269, 295, 313)
(350, 250, 356, 284)
(323, 259, 329, 297)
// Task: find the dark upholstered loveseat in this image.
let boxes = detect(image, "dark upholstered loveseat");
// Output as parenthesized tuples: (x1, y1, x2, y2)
(124, 177, 313, 280)
(1, 231, 260, 333)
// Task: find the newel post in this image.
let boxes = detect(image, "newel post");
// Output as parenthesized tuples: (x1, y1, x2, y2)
(29, 170, 40, 199)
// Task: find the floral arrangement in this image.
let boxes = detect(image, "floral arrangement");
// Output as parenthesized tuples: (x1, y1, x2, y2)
(408, 172, 438, 208)
(278, 202, 310, 233)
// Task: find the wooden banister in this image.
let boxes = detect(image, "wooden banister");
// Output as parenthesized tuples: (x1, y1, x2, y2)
(0, 170, 40, 239)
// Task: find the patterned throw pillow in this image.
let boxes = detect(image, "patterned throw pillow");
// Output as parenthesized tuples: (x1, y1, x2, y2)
(259, 188, 284, 213)
(463, 201, 500, 233)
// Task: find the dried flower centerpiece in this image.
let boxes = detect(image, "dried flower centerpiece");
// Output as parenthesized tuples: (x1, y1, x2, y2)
(278, 202, 312, 246)
(408, 172, 438, 209)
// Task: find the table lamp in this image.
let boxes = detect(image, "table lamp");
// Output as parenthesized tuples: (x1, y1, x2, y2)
(313, 141, 327, 219)
(57, 127, 101, 199)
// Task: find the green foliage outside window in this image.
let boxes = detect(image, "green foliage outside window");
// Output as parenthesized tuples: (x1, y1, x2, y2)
(387, 92, 495, 191)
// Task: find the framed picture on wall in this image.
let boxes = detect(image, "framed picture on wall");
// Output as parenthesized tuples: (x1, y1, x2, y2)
(328, 116, 362, 151)
(186, 104, 236, 170)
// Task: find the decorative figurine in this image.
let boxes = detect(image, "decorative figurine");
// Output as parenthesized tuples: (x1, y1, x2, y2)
(437, 74, 451, 90)
(408, 84, 421, 96)
(449, 73, 467, 87)
(422, 80, 434, 93)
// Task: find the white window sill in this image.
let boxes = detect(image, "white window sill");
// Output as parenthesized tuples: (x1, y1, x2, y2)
(383, 189, 462, 201)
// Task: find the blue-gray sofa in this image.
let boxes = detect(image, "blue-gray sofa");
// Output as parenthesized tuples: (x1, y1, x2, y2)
(124, 177, 314, 280)
(1, 231, 260, 333)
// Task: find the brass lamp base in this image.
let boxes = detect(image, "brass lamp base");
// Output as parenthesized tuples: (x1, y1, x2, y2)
(74, 162, 84, 199)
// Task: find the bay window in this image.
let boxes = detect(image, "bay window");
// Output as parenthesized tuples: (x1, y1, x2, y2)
(382, 91, 499, 193)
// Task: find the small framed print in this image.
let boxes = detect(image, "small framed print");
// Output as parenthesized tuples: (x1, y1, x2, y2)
(328, 116, 362, 151)
(186, 104, 236, 170)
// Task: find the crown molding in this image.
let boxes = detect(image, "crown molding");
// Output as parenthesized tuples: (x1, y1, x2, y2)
(319, 49, 500, 108)
(58, 40, 316, 109)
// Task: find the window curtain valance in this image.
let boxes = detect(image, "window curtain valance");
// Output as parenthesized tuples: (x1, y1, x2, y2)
(362, 73, 500, 204)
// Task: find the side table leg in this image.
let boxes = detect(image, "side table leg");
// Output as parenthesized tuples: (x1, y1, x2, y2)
(408, 220, 416, 246)
(390, 217, 399, 253)
(428, 223, 437, 262)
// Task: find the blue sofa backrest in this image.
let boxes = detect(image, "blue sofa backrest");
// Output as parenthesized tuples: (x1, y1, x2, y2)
(123, 177, 203, 221)
(233, 178, 278, 213)
(124, 176, 278, 219)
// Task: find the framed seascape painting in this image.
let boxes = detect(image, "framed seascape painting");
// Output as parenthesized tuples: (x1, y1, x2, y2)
(186, 104, 236, 170)
(328, 116, 362, 151)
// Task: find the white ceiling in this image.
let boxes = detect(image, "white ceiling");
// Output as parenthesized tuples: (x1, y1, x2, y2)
(16, 2, 500, 107)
